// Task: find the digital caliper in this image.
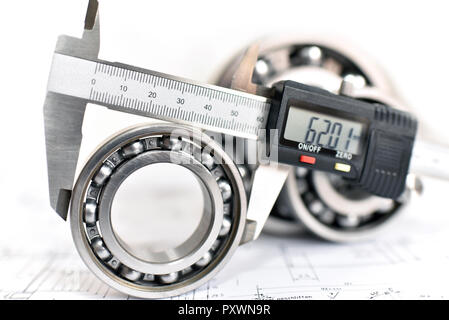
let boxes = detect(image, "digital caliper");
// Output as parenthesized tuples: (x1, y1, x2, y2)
(48, 48, 417, 201)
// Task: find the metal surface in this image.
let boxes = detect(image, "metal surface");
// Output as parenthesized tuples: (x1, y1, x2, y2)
(245, 164, 291, 239)
(70, 124, 248, 298)
(43, 94, 87, 219)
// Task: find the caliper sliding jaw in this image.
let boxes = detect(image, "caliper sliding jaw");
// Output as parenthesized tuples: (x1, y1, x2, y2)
(227, 43, 290, 243)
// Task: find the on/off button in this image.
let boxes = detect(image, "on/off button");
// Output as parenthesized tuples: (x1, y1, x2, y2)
(300, 155, 316, 165)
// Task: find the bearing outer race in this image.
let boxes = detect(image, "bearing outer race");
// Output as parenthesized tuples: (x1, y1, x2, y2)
(70, 124, 247, 298)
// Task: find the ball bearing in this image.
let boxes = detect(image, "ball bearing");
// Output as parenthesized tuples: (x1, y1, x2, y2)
(216, 37, 410, 241)
(70, 124, 247, 298)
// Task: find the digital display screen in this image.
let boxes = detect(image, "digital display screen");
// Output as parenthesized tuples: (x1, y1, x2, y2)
(283, 106, 365, 155)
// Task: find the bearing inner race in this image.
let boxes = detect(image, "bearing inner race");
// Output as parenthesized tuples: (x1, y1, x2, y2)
(99, 150, 222, 273)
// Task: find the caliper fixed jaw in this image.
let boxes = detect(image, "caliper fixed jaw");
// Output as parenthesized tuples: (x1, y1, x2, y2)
(44, 0, 100, 219)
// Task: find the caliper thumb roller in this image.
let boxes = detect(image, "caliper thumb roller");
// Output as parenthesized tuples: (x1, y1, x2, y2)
(41, 0, 432, 298)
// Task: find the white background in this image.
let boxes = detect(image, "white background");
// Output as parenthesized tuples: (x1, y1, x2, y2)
(0, 0, 448, 299)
